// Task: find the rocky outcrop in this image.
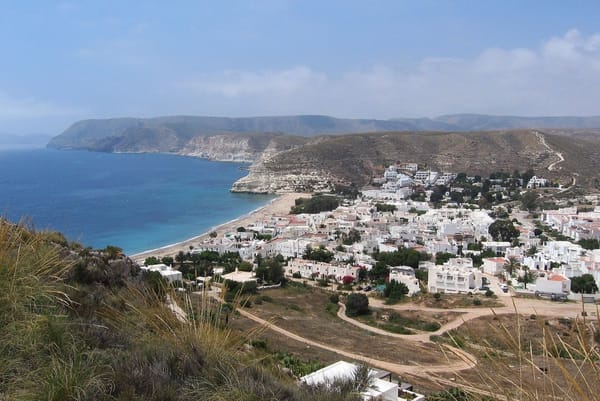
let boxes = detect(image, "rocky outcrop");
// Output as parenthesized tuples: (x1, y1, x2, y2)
(179, 135, 260, 162)
(230, 141, 334, 193)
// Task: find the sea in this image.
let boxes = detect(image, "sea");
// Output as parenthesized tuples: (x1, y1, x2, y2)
(0, 147, 274, 254)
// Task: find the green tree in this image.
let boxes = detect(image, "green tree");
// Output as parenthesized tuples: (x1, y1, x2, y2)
(503, 256, 520, 277)
(578, 238, 600, 250)
(144, 256, 160, 266)
(383, 280, 409, 302)
(571, 274, 598, 294)
(345, 293, 369, 317)
(435, 252, 455, 265)
(518, 266, 534, 289)
(488, 219, 520, 242)
(342, 229, 362, 245)
(304, 246, 334, 262)
(375, 203, 397, 212)
(521, 191, 538, 211)
(161, 256, 174, 266)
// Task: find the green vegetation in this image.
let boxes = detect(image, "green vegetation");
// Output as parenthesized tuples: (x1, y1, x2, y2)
(375, 203, 397, 212)
(345, 293, 370, 317)
(578, 238, 600, 250)
(304, 245, 334, 263)
(571, 274, 598, 294)
(0, 219, 374, 401)
(383, 280, 409, 303)
(488, 219, 520, 242)
(291, 195, 340, 214)
(255, 257, 285, 284)
(342, 229, 362, 245)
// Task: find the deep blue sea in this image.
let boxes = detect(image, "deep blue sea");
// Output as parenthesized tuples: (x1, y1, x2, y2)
(0, 148, 274, 254)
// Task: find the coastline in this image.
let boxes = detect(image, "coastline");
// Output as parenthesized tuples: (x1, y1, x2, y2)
(130, 192, 307, 264)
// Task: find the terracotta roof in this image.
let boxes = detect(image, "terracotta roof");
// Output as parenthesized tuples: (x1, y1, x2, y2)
(549, 274, 568, 282)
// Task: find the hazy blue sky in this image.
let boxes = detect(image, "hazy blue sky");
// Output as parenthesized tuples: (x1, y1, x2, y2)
(2, 0, 600, 134)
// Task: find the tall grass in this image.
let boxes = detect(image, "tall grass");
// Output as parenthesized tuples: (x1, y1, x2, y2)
(429, 304, 600, 401)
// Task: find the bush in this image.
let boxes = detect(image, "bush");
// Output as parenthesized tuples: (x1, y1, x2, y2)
(485, 289, 494, 297)
(345, 293, 369, 317)
(329, 294, 340, 304)
(342, 275, 354, 285)
(473, 298, 482, 306)
(292, 272, 301, 279)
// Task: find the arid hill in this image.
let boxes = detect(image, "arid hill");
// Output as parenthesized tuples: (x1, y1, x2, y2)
(232, 130, 600, 192)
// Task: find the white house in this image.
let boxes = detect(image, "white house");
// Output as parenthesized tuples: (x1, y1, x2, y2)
(300, 361, 425, 401)
(527, 176, 548, 189)
(534, 273, 571, 294)
(428, 258, 483, 293)
(140, 264, 183, 283)
(389, 266, 421, 296)
(482, 257, 507, 276)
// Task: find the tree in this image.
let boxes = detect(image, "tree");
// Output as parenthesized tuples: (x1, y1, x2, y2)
(345, 293, 369, 317)
(342, 275, 354, 285)
(304, 246, 334, 262)
(503, 257, 520, 277)
(375, 203, 397, 212)
(161, 256, 174, 266)
(175, 250, 187, 265)
(571, 274, 598, 294)
(342, 229, 362, 245)
(144, 256, 160, 266)
(435, 252, 455, 265)
(578, 238, 600, 250)
(521, 191, 538, 211)
(488, 219, 520, 242)
(254, 257, 285, 284)
(368, 262, 389, 282)
(518, 266, 534, 289)
(383, 280, 409, 302)
(209, 231, 218, 238)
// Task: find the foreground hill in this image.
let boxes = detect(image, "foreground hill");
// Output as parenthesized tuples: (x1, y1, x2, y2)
(0, 219, 364, 401)
(232, 130, 600, 193)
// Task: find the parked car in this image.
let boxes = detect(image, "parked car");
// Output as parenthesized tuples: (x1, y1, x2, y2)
(500, 284, 509, 293)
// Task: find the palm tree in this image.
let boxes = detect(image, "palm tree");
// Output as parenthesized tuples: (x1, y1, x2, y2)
(503, 256, 520, 277)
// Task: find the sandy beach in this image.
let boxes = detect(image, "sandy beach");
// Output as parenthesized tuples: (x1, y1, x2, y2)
(131, 192, 307, 264)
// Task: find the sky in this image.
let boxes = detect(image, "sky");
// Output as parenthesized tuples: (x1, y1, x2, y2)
(2, 0, 600, 135)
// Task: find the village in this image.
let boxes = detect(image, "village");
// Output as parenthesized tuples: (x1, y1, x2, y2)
(139, 164, 600, 401)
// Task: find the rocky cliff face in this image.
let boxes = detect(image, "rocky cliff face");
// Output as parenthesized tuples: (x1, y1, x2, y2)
(179, 135, 261, 162)
(230, 141, 335, 193)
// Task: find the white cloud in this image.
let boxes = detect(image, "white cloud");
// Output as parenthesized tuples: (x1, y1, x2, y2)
(176, 29, 600, 118)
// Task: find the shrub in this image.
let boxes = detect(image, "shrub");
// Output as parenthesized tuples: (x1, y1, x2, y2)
(329, 294, 340, 304)
(473, 298, 482, 306)
(292, 272, 301, 279)
(342, 275, 354, 285)
(345, 293, 369, 317)
(485, 289, 494, 297)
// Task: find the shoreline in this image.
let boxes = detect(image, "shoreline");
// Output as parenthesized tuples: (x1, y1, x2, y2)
(130, 192, 307, 264)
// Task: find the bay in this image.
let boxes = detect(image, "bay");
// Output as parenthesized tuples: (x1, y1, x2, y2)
(0, 148, 273, 254)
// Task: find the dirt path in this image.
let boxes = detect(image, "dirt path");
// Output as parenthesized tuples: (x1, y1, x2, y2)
(236, 307, 477, 377)
(535, 130, 564, 171)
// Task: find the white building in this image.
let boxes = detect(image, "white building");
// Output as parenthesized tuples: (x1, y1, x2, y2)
(286, 259, 360, 281)
(140, 263, 183, 283)
(301, 361, 425, 401)
(534, 273, 571, 294)
(389, 266, 421, 295)
(527, 176, 548, 189)
(428, 258, 483, 293)
(482, 257, 507, 276)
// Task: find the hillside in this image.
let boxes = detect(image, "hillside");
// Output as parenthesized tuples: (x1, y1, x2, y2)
(232, 130, 600, 193)
(0, 219, 364, 401)
(47, 114, 600, 154)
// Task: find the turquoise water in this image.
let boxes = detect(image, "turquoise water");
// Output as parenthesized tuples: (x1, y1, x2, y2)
(0, 148, 274, 254)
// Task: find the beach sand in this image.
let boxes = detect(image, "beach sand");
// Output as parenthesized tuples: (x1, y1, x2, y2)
(130, 192, 308, 264)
